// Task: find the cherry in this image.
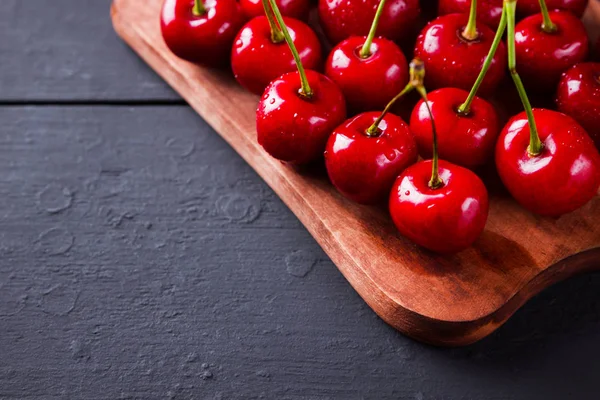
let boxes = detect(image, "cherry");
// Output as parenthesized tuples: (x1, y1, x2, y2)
(496, 109, 600, 216)
(318, 0, 420, 45)
(410, 88, 500, 169)
(258, 70, 346, 163)
(160, 0, 246, 67)
(438, 0, 503, 29)
(389, 159, 489, 253)
(325, 111, 417, 204)
(231, 15, 322, 95)
(516, 0, 588, 19)
(414, 13, 507, 95)
(496, 0, 600, 217)
(239, 0, 311, 20)
(256, 1, 346, 164)
(556, 62, 600, 150)
(324, 0, 409, 113)
(514, 10, 588, 92)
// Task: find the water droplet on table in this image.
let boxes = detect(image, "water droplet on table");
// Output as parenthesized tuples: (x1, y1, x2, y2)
(285, 249, 317, 278)
(37, 184, 73, 214)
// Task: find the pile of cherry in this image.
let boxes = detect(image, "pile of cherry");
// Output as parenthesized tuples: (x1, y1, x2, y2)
(161, 0, 600, 254)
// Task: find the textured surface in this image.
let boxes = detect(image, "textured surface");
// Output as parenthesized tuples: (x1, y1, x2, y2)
(0, 0, 179, 101)
(1, 0, 600, 398)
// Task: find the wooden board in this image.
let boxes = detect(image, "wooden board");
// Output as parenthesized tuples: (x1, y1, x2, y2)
(111, 0, 600, 346)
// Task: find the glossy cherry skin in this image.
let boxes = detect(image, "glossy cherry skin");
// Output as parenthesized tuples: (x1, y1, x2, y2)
(160, 0, 246, 67)
(324, 112, 418, 204)
(231, 17, 322, 95)
(556, 63, 600, 150)
(318, 0, 421, 45)
(389, 160, 489, 254)
(414, 14, 507, 95)
(496, 109, 600, 217)
(410, 88, 500, 169)
(516, 0, 588, 19)
(239, 0, 311, 20)
(438, 0, 503, 29)
(257, 70, 347, 164)
(514, 11, 589, 93)
(324, 37, 409, 113)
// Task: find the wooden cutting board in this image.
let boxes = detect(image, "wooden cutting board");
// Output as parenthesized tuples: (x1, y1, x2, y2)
(111, 0, 600, 346)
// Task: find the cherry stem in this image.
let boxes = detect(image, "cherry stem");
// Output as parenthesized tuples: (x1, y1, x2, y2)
(415, 86, 442, 190)
(366, 59, 423, 137)
(192, 0, 206, 16)
(360, 0, 388, 58)
(268, 0, 313, 98)
(538, 0, 557, 33)
(262, 0, 285, 43)
(505, 0, 543, 156)
(365, 84, 413, 136)
(458, 6, 507, 115)
(462, 0, 479, 41)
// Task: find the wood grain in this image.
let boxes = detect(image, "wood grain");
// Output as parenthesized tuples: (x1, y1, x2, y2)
(111, 0, 600, 346)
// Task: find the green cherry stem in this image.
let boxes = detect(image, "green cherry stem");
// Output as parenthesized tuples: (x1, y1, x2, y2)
(538, 0, 557, 33)
(359, 0, 388, 58)
(457, 6, 507, 115)
(365, 84, 413, 136)
(262, 0, 285, 43)
(268, 0, 313, 97)
(366, 59, 423, 137)
(461, 0, 479, 41)
(415, 85, 442, 190)
(505, 0, 543, 156)
(192, 0, 206, 16)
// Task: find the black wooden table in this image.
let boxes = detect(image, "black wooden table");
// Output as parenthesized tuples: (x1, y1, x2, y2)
(1, 1, 599, 398)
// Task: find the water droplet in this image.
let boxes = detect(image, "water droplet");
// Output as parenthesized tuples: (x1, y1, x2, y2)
(40, 284, 80, 316)
(36, 228, 74, 256)
(386, 150, 397, 161)
(269, 98, 276, 104)
(166, 137, 195, 158)
(404, 190, 410, 196)
(37, 184, 73, 214)
(285, 250, 317, 278)
(216, 194, 261, 223)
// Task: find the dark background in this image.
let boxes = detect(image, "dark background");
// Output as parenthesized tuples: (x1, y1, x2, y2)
(1, 1, 599, 399)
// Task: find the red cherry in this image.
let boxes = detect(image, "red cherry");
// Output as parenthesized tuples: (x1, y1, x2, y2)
(318, 0, 420, 45)
(437, 0, 503, 29)
(496, 109, 600, 217)
(516, 0, 588, 19)
(160, 0, 246, 67)
(556, 62, 600, 150)
(231, 17, 322, 95)
(324, 112, 418, 204)
(239, 0, 311, 20)
(257, 70, 347, 164)
(389, 160, 489, 254)
(514, 11, 588, 93)
(324, 37, 409, 113)
(410, 88, 500, 169)
(414, 14, 507, 95)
